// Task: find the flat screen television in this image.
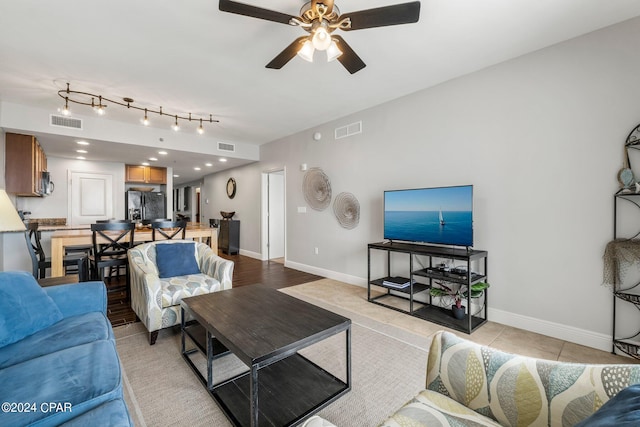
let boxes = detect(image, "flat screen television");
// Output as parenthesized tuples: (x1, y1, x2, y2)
(384, 185, 473, 247)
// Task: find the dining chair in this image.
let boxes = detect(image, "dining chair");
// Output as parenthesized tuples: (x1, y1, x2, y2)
(89, 222, 136, 298)
(26, 222, 86, 279)
(151, 220, 187, 241)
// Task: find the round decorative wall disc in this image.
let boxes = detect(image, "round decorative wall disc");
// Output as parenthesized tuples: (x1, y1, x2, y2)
(303, 168, 332, 211)
(333, 192, 360, 229)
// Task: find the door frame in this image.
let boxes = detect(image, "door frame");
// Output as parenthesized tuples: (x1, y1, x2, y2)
(261, 168, 286, 262)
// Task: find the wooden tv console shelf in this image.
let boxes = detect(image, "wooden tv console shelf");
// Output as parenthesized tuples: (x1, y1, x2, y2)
(367, 241, 488, 334)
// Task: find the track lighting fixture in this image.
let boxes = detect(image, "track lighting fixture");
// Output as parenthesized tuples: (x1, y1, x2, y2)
(61, 97, 71, 116)
(57, 83, 218, 134)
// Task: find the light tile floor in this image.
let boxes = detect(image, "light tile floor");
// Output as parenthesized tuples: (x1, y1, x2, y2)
(285, 278, 638, 365)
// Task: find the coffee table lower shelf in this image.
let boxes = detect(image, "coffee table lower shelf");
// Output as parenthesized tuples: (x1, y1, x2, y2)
(182, 323, 349, 427)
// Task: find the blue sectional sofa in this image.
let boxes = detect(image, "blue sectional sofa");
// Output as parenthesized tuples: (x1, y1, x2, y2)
(0, 271, 132, 427)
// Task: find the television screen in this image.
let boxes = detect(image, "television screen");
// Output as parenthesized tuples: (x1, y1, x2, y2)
(384, 185, 473, 247)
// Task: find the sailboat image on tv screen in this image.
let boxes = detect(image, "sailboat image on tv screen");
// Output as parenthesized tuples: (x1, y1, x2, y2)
(439, 208, 445, 226)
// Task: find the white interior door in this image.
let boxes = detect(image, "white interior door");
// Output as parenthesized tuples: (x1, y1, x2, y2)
(267, 171, 285, 259)
(70, 172, 113, 225)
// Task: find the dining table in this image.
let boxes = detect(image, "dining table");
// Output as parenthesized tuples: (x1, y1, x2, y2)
(49, 223, 217, 277)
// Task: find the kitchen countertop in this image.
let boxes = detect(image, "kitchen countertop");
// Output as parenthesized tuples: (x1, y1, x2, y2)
(0, 219, 212, 233)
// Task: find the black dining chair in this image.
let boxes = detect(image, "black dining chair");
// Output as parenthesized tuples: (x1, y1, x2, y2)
(25, 222, 87, 279)
(151, 220, 187, 241)
(89, 222, 136, 298)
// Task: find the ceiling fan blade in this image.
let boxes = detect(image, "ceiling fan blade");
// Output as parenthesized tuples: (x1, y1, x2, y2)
(333, 36, 366, 74)
(341, 1, 421, 31)
(219, 0, 296, 25)
(266, 36, 308, 69)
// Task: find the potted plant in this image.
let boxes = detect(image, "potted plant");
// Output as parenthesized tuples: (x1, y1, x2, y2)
(429, 281, 490, 320)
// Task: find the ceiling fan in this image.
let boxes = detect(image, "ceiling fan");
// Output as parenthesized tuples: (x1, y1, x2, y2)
(219, 0, 421, 74)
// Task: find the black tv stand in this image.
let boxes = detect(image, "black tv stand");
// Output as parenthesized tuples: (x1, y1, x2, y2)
(367, 241, 488, 334)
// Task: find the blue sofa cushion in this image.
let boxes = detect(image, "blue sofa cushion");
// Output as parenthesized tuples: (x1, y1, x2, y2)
(575, 384, 640, 426)
(0, 312, 113, 369)
(0, 271, 63, 347)
(156, 242, 200, 278)
(0, 340, 122, 426)
(59, 399, 132, 427)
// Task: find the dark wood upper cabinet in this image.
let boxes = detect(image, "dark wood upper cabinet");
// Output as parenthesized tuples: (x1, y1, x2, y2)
(5, 133, 47, 197)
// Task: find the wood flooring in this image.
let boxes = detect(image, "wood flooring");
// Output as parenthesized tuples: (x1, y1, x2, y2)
(106, 253, 323, 327)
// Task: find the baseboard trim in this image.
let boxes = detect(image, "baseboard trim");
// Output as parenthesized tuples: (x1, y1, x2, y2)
(283, 260, 614, 353)
(488, 308, 612, 353)
(238, 249, 262, 260)
(284, 260, 366, 286)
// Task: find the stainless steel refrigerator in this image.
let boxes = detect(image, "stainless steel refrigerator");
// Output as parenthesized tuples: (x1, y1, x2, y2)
(126, 191, 166, 221)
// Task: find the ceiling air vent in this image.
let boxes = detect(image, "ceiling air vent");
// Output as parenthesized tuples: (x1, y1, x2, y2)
(334, 121, 362, 140)
(50, 114, 83, 130)
(218, 142, 235, 152)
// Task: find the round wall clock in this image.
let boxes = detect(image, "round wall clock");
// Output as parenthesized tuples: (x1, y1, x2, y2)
(226, 177, 236, 199)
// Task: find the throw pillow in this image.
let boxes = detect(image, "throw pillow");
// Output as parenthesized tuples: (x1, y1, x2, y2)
(575, 384, 640, 426)
(0, 271, 63, 347)
(155, 242, 201, 278)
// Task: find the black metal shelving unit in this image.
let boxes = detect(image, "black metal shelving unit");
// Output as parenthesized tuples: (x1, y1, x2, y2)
(610, 124, 640, 359)
(612, 189, 640, 359)
(367, 241, 488, 334)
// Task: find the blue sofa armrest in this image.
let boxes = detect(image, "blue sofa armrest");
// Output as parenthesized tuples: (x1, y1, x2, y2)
(44, 281, 107, 318)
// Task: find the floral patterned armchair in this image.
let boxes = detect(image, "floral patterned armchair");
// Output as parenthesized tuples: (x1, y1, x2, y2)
(128, 241, 233, 344)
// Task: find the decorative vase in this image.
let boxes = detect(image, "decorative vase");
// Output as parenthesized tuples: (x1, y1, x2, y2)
(452, 305, 466, 320)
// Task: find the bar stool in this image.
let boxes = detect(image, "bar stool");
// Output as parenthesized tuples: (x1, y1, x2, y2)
(151, 220, 187, 241)
(89, 222, 136, 299)
(26, 222, 86, 279)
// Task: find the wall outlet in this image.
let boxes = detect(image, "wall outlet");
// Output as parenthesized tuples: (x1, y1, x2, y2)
(298, 206, 307, 213)
(314, 247, 319, 255)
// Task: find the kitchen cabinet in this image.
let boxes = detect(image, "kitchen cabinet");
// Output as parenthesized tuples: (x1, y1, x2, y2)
(5, 133, 47, 197)
(125, 165, 166, 184)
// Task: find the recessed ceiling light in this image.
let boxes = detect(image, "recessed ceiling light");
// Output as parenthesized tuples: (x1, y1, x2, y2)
(205, 163, 213, 167)
(194, 167, 201, 171)
(158, 151, 168, 155)
(148, 157, 158, 161)
(76, 141, 89, 145)
(76, 156, 86, 160)
(76, 149, 87, 154)
(142, 162, 150, 166)
(219, 158, 227, 162)
(173, 174, 180, 178)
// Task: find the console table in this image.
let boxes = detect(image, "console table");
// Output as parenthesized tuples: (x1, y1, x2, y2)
(218, 219, 240, 255)
(367, 241, 488, 334)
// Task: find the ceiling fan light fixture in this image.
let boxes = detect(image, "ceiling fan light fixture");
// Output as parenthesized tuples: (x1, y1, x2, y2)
(326, 39, 342, 62)
(297, 39, 315, 62)
(311, 26, 331, 50)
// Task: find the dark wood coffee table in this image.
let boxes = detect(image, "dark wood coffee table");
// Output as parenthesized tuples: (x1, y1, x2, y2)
(180, 284, 351, 427)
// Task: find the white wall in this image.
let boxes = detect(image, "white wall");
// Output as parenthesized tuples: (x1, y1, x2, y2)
(199, 17, 640, 351)
(202, 166, 263, 258)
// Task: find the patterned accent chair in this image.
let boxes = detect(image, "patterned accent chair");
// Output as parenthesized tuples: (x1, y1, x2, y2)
(128, 240, 233, 345)
(381, 330, 640, 427)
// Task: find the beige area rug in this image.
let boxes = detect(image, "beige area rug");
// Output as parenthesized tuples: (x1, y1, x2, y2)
(115, 284, 431, 427)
